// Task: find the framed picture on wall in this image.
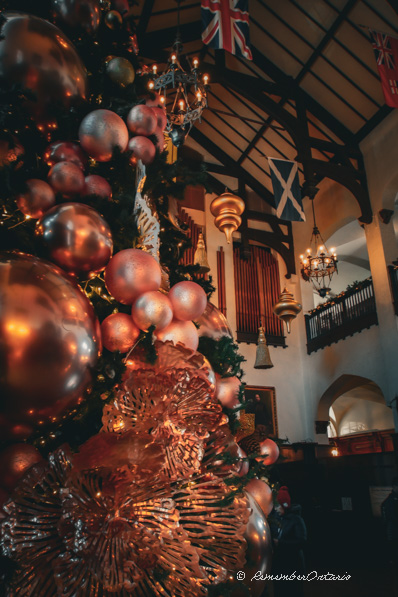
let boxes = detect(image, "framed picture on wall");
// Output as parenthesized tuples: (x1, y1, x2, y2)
(237, 386, 278, 440)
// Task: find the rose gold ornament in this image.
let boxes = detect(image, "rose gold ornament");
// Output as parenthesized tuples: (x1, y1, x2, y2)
(16, 179, 55, 219)
(0, 443, 42, 492)
(51, 0, 101, 33)
(83, 174, 112, 199)
(79, 109, 129, 162)
(131, 290, 173, 331)
(156, 319, 199, 351)
(215, 374, 241, 409)
(273, 287, 302, 333)
(197, 301, 233, 339)
(104, 248, 161, 305)
(101, 312, 140, 353)
(151, 106, 167, 131)
(127, 105, 157, 136)
(48, 161, 85, 197)
(256, 438, 280, 466)
(210, 191, 245, 243)
(36, 202, 113, 277)
(0, 253, 100, 428)
(169, 281, 207, 321)
(128, 135, 156, 165)
(43, 141, 88, 170)
(246, 479, 273, 517)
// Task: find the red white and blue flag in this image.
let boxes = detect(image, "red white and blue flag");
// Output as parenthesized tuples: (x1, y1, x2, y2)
(369, 30, 398, 108)
(201, 0, 252, 60)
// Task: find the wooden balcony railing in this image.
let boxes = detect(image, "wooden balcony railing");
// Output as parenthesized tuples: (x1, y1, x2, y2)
(305, 278, 378, 354)
(388, 265, 398, 316)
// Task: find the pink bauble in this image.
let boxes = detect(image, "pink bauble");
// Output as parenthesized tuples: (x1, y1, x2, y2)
(132, 290, 173, 331)
(169, 281, 207, 321)
(157, 319, 199, 351)
(104, 249, 161, 305)
(151, 107, 167, 131)
(145, 93, 163, 108)
(43, 141, 88, 170)
(101, 312, 140, 353)
(79, 109, 129, 162)
(128, 136, 156, 165)
(48, 161, 85, 197)
(153, 126, 165, 152)
(257, 438, 280, 466)
(215, 374, 241, 409)
(16, 179, 55, 219)
(0, 443, 43, 492)
(246, 479, 273, 517)
(84, 175, 112, 199)
(127, 105, 157, 136)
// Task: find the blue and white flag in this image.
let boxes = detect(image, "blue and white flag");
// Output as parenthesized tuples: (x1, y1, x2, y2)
(268, 157, 305, 222)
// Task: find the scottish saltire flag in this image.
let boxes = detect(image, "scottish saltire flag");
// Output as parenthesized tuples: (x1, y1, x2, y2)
(268, 158, 306, 222)
(201, 0, 253, 60)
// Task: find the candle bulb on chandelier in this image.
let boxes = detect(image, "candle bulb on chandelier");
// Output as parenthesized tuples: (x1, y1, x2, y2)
(203, 74, 209, 85)
(171, 54, 177, 64)
(152, 64, 158, 74)
(148, 80, 154, 89)
(179, 99, 185, 111)
(193, 58, 199, 68)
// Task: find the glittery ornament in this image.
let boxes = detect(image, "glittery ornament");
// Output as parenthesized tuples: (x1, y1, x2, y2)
(215, 374, 241, 409)
(36, 202, 113, 276)
(127, 105, 157, 136)
(83, 174, 112, 199)
(106, 57, 135, 87)
(16, 179, 55, 219)
(48, 160, 85, 196)
(246, 478, 273, 517)
(43, 141, 88, 170)
(101, 312, 140, 353)
(128, 135, 156, 165)
(157, 319, 199, 351)
(104, 248, 161, 305)
(0, 443, 42, 491)
(169, 281, 207, 321)
(79, 109, 129, 162)
(131, 290, 173, 331)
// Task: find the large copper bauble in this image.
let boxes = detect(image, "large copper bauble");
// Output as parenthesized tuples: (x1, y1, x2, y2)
(43, 141, 88, 170)
(156, 319, 199, 351)
(51, 0, 101, 33)
(210, 192, 245, 244)
(0, 13, 87, 118)
(215, 374, 241, 409)
(197, 301, 233, 339)
(36, 203, 113, 277)
(272, 287, 302, 334)
(0, 253, 101, 430)
(16, 179, 55, 219)
(0, 443, 43, 492)
(246, 478, 273, 517)
(79, 109, 129, 162)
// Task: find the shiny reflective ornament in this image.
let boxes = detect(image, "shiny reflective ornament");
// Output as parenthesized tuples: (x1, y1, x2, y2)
(101, 312, 140, 353)
(43, 141, 88, 170)
(48, 161, 85, 197)
(246, 479, 273, 517)
(106, 56, 135, 87)
(16, 179, 55, 219)
(79, 109, 129, 162)
(254, 326, 273, 369)
(0, 13, 87, 119)
(51, 0, 101, 32)
(152, 106, 168, 131)
(127, 105, 157, 136)
(128, 135, 156, 165)
(83, 174, 112, 199)
(104, 248, 161, 304)
(273, 287, 302, 334)
(0, 253, 100, 428)
(169, 125, 187, 148)
(204, 425, 248, 478)
(256, 438, 280, 466)
(215, 374, 241, 409)
(156, 319, 199, 351)
(36, 203, 113, 277)
(0, 443, 43, 492)
(105, 9, 123, 29)
(194, 232, 210, 273)
(197, 302, 233, 339)
(210, 191, 245, 243)
(169, 281, 207, 321)
(131, 290, 173, 331)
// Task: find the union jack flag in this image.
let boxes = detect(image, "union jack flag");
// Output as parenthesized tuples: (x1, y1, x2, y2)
(369, 29, 398, 108)
(201, 0, 253, 60)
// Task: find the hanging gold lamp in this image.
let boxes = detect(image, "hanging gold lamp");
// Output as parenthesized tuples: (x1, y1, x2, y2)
(254, 326, 273, 369)
(273, 288, 302, 334)
(194, 232, 210, 273)
(210, 191, 245, 243)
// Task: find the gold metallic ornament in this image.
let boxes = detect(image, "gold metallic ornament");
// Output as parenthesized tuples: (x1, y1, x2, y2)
(194, 232, 210, 273)
(210, 191, 245, 243)
(254, 326, 273, 369)
(272, 287, 302, 334)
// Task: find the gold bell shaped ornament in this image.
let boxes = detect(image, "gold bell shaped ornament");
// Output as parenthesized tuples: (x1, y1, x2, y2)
(193, 232, 210, 273)
(273, 287, 302, 334)
(254, 326, 274, 369)
(210, 191, 245, 243)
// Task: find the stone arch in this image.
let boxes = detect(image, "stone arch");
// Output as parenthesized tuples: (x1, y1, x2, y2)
(317, 374, 384, 420)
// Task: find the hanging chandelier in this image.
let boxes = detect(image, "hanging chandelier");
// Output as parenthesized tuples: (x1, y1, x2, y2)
(148, 1, 209, 147)
(299, 200, 338, 298)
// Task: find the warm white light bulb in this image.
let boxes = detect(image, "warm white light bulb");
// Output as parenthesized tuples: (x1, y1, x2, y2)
(152, 64, 158, 74)
(193, 58, 199, 68)
(203, 74, 209, 84)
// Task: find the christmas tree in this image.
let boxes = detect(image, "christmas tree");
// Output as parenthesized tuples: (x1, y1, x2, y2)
(0, 2, 277, 595)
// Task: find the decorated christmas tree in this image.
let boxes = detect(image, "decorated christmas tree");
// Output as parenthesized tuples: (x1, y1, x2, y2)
(0, 2, 278, 595)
